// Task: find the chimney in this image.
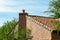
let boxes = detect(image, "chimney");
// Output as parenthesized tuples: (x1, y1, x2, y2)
(19, 9, 28, 27)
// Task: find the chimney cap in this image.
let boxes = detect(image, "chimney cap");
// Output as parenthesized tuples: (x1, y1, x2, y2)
(19, 9, 28, 15)
(22, 9, 25, 13)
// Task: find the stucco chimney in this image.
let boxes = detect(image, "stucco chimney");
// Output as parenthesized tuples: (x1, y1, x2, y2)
(19, 9, 28, 27)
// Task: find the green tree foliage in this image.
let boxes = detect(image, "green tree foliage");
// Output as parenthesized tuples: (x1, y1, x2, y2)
(0, 19, 32, 40)
(52, 20, 60, 31)
(0, 19, 18, 40)
(47, 0, 60, 18)
(18, 28, 32, 40)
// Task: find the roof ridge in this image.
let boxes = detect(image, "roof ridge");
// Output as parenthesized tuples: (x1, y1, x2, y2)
(28, 15, 53, 19)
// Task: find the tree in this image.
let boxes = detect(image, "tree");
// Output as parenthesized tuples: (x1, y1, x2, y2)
(52, 20, 60, 31)
(0, 19, 18, 40)
(18, 27, 32, 40)
(0, 19, 32, 40)
(47, 0, 60, 18)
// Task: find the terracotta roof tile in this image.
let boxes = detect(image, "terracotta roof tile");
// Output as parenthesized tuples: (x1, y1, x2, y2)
(28, 15, 55, 30)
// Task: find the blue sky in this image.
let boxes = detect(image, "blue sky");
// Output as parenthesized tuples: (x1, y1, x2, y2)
(0, 0, 51, 26)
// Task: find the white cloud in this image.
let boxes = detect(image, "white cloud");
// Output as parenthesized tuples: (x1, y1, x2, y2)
(0, 0, 5, 5)
(0, 0, 49, 13)
(0, 6, 18, 12)
(0, 0, 16, 6)
(0, 0, 18, 12)
(0, 0, 40, 12)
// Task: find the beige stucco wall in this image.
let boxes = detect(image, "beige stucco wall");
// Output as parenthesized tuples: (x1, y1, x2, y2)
(26, 16, 51, 40)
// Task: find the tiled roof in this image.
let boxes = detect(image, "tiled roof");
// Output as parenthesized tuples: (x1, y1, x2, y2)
(28, 15, 55, 30)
